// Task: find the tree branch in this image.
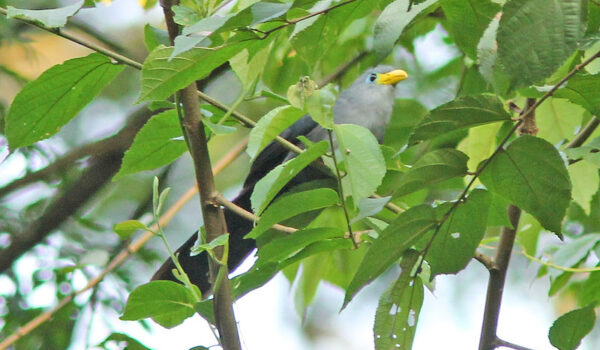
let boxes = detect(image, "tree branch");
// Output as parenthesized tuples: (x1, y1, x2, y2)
(160, 0, 241, 348)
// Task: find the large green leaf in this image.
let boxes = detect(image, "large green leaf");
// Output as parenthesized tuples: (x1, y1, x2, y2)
(554, 73, 600, 116)
(427, 189, 491, 276)
(497, 0, 587, 90)
(246, 106, 305, 159)
(441, 0, 500, 59)
(343, 205, 437, 308)
(393, 148, 468, 197)
(120, 281, 195, 328)
(480, 136, 572, 234)
(334, 124, 386, 205)
(247, 188, 339, 239)
(373, 250, 423, 350)
(374, 0, 438, 58)
(258, 227, 344, 264)
(409, 94, 511, 143)
(137, 42, 248, 102)
(251, 141, 329, 215)
(6, 53, 124, 149)
(114, 110, 187, 179)
(7, 1, 83, 28)
(548, 305, 596, 350)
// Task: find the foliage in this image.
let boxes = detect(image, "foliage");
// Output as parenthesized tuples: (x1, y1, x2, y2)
(1, 0, 600, 349)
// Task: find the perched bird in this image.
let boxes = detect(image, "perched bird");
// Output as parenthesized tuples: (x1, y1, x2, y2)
(152, 66, 408, 293)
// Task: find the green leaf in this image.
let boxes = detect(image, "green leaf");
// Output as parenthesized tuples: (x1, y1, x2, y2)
(144, 24, 170, 52)
(230, 44, 271, 90)
(351, 196, 391, 224)
(550, 234, 600, 279)
(374, 250, 423, 350)
(218, 1, 292, 33)
(497, 0, 587, 90)
(172, 5, 201, 26)
(191, 234, 229, 256)
(247, 188, 339, 239)
(480, 136, 572, 234)
(7, 1, 84, 28)
(305, 84, 337, 129)
(99, 333, 151, 350)
(548, 305, 596, 350)
(114, 110, 187, 179)
(120, 281, 195, 328)
(441, 0, 500, 59)
(374, 0, 438, 59)
(280, 238, 354, 268)
(393, 148, 468, 197)
(554, 73, 600, 116)
(113, 220, 151, 238)
(292, 1, 379, 64)
(202, 119, 237, 135)
(246, 106, 305, 159)
(384, 99, 428, 150)
(568, 161, 600, 213)
(251, 141, 329, 215)
(343, 205, 437, 308)
(457, 122, 502, 172)
(409, 94, 511, 143)
(258, 227, 344, 264)
(334, 124, 386, 205)
(6, 53, 123, 149)
(427, 189, 491, 276)
(536, 98, 584, 144)
(137, 42, 248, 102)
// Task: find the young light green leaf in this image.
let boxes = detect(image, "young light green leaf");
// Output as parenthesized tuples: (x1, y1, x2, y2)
(114, 220, 151, 238)
(548, 305, 596, 350)
(7, 1, 84, 28)
(374, 250, 423, 350)
(247, 106, 305, 159)
(441, 0, 500, 59)
(497, 0, 586, 90)
(393, 148, 469, 197)
(374, 0, 438, 58)
(427, 189, 491, 276)
(191, 234, 229, 256)
(334, 124, 386, 205)
(305, 84, 337, 129)
(114, 110, 187, 180)
(343, 205, 437, 308)
(247, 188, 338, 239)
(409, 94, 511, 143)
(6, 53, 123, 149)
(480, 136, 571, 234)
(137, 43, 247, 102)
(251, 141, 329, 215)
(120, 281, 195, 328)
(144, 24, 170, 52)
(549, 234, 600, 279)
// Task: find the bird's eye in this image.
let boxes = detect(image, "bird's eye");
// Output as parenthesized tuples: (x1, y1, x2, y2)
(366, 73, 378, 83)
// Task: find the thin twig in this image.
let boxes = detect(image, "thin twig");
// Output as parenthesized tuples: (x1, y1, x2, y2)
(475, 252, 495, 271)
(327, 130, 358, 248)
(495, 338, 535, 350)
(565, 116, 600, 149)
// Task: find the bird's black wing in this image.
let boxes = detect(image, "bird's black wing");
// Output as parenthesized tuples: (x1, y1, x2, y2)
(152, 115, 322, 293)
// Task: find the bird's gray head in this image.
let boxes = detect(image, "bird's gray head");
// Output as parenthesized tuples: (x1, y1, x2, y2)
(333, 66, 408, 142)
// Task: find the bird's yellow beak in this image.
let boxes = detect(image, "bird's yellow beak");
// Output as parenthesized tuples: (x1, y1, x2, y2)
(377, 69, 408, 85)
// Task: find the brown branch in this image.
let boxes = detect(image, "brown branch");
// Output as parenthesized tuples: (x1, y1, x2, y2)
(160, 0, 241, 348)
(478, 98, 535, 350)
(475, 252, 495, 271)
(0, 107, 153, 273)
(0, 137, 247, 350)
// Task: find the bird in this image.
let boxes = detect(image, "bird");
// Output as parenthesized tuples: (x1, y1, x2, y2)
(152, 66, 408, 294)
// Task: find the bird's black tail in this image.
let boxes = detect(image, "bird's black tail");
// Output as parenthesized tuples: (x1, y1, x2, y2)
(151, 188, 256, 294)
